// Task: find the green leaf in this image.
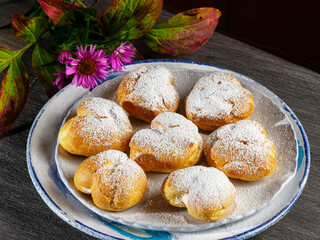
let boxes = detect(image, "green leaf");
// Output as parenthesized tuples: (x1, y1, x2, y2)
(56, 8, 97, 26)
(97, 0, 163, 41)
(32, 45, 62, 97)
(0, 47, 16, 73)
(0, 55, 29, 134)
(0, 44, 33, 73)
(11, 11, 48, 43)
(48, 8, 99, 53)
(142, 8, 221, 56)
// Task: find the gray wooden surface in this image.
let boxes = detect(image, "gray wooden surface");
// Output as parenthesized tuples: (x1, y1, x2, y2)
(0, 1, 319, 239)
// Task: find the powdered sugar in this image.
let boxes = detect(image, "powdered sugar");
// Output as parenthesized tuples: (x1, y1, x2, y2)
(78, 97, 132, 141)
(71, 115, 115, 145)
(82, 150, 145, 200)
(130, 112, 202, 159)
(168, 166, 236, 210)
(93, 150, 129, 166)
(98, 159, 144, 198)
(186, 72, 253, 120)
(206, 120, 275, 177)
(125, 66, 179, 111)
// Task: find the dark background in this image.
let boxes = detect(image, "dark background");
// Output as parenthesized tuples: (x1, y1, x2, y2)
(164, 0, 320, 73)
(1, 0, 319, 73)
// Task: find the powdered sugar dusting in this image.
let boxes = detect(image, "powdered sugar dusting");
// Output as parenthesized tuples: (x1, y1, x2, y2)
(130, 112, 202, 159)
(78, 97, 132, 141)
(93, 150, 129, 166)
(206, 120, 275, 177)
(125, 66, 179, 111)
(186, 72, 253, 120)
(72, 115, 115, 145)
(86, 150, 145, 199)
(98, 160, 144, 198)
(168, 166, 236, 210)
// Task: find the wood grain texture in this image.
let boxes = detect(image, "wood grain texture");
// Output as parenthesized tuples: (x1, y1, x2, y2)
(0, 0, 319, 239)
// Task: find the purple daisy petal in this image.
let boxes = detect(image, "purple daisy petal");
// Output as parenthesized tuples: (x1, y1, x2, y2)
(90, 44, 96, 53)
(53, 71, 72, 90)
(65, 65, 78, 75)
(56, 44, 110, 89)
(77, 75, 84, 87)
(108, 42, 135, 72)
(71, 74, 79, 85)
(58, 51, 72, 64)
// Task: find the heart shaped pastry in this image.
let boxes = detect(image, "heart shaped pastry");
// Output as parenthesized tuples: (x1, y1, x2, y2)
(58, 97, 133, 156)
(117, 66, 179, 122)
(185, 72, 254, 131)
(74, 150, 147, 211)
(129, 112, 203, 173)
(162, 166, 236, 222)
(204, 120, 277, 181)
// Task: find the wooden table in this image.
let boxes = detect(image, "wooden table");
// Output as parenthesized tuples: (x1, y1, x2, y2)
(1, 1, 319, 239)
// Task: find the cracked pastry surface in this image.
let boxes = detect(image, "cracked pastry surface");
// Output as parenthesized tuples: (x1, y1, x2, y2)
(74, 150, 147, 211)
(185, 72, 254, 131)
(161, 166, 236, 222)
(204, 120, 277, 181)
(58, 97, 133, 156)
(129, 112, 203, 173)
(117, 66, 179, 123)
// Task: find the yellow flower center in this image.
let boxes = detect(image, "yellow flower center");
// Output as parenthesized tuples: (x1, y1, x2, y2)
(77, 59, 97, 76)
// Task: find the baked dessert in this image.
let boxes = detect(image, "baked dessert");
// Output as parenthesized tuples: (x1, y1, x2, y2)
(74, 150, 148, 211)
(117, 66, 179, 122)
(161, 166, 236, 222)
(185, 72, 254, 131)
(129, 112, 203, 173)
(58, 97, 133, 156)
(204, 120, 277, 181)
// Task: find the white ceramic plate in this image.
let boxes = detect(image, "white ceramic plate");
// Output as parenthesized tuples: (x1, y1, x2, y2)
(27, 60, 310, 239)
(55, 61, 297, 232)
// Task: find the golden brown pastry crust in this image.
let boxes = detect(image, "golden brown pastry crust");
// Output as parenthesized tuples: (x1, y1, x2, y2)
(161, 166, 236, 222)
(204, 120, 277, 181)
(117, 66, 179, 123)
(129, 112, 203, 173)
(74, 150, 147, 211)
(58, 97, 133, 156)
(185, 72, 254, 131)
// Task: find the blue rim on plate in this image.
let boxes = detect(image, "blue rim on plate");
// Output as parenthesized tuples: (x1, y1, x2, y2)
(26, 59, 310, 240)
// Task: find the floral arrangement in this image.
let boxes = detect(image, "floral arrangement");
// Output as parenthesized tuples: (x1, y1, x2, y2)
(54, 43, 135, 89)
(0, 0, 221, 134)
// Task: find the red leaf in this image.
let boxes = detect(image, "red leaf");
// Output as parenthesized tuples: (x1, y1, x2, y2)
(0, 56, 29, 134)
(143, 8, 221, 56)
(12, 12, 48, 42)
(12, 12, 30, 37)
(38, 0, 81, 25)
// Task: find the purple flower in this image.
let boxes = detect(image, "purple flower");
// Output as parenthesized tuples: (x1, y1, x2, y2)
(66, 45, 109, 89)
(53, 71, 73, 90)
(108, 42, 135, 72)
(57, 51, 72, 64)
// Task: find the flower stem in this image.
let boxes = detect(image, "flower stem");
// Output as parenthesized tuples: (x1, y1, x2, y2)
(74, 0, 87, 8)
